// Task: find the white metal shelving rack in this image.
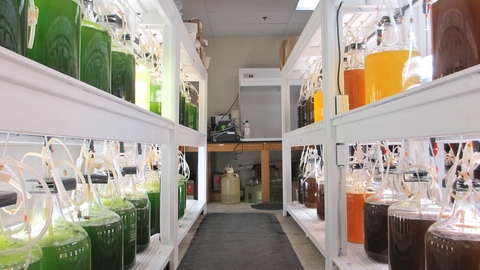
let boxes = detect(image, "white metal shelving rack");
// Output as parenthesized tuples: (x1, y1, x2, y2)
(281, 0, 480, 269)
(0, 0, 207, 268)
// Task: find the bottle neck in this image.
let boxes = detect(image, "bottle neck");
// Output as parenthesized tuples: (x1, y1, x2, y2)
(31, 193, 64, 226)
(449, 191, 479, 223)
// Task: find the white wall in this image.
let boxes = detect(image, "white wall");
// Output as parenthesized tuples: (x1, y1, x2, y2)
(198, 36, 302, 190)
(203, 36, 290, 120)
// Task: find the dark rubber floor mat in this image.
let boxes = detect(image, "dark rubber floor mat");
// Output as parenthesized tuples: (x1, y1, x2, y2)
(178, 213, 304, 270)
(251, 203, 283, 211)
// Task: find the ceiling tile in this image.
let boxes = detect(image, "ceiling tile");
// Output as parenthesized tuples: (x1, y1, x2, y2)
(288, 11, 313, 24)
(180, 0, 207, 12)
(208, 11, 292, 24)
(204, 0, 298, 12)
(181, 11, 210, 25)
(211, 24, 288, 36)
(284, 23, 308, 36)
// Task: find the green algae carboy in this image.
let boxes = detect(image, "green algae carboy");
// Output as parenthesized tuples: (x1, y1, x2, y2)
(111, 40, 135, 103)
(100, 186, 137, 268)
(27, 178, 91, 270)
(27, 0, 81, 79)
(79, 175, 123, 270)
(150, 72, 162, 116)
(122, 167, 150, 253)
(145, 164, 161, 236)
(0, 191, 43, 270)
(80, 0, 112, 93)
(178, 175, 187, 218)
(0, 0, 28, 55)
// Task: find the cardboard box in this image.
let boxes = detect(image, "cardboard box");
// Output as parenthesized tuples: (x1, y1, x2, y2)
(213, 173, 222, 190)
(196, 46, 205, 63)
(197, 36, 208, 47)
(279, 39, 287, 69)
(285, 36, 299, 63)
(184, 19, 203, 34)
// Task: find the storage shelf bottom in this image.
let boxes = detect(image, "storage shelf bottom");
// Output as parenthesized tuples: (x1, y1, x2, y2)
(133, 234, 174, 270)
(178, 200, 206, 243)
(333, 243, 388, 270)
(285, 201, 326, 256)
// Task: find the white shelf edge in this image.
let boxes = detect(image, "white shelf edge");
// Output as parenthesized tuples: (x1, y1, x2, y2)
(178, 200, 206, 244)
(0, 47, 174, 145)
(285, 201, 327, 256)
(133, 234, 174, 270)
(177, 125, 207, 147)
(179, 21, 207, 82)
(284, 122, 326, 147)
(281, 4, 323, 80)
(333, 65, 480, 143)
(333, 243, 388, 270)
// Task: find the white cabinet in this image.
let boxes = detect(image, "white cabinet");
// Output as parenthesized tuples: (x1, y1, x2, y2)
(280, 0, 480, 269)
(0, 0, 207, 268)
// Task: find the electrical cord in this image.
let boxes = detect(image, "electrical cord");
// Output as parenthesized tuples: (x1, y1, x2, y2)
(233, 141, 244, 160)
(336, 1, 344, 95)
(219, 93, 239, 122)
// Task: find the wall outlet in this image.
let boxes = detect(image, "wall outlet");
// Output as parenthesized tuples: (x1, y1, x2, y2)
(335, 95, 349, 115)
(336, 144, 350, 166)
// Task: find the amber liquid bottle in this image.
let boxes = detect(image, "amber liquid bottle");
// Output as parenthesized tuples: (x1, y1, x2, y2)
(364, 16, 420, 104)
(316, 180, 325, 220)
(432, 0, 480, 79)
(388, 171, 444, 270)
(426, 178, 480, 269)
(303, 177, 318, 208)
(346, 164, 374, 244)
(364, 167, 407, 263)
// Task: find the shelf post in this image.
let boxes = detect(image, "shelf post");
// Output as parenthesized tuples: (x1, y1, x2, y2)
(281, 77, 293, 216)
(161, 12, 181, 268)
(322, 0, 347, 268)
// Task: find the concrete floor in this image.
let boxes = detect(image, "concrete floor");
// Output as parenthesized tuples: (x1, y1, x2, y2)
(178, 202, 326, 270)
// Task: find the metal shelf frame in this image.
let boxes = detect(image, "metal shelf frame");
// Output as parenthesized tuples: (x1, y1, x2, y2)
(0, 0, 207, 268)
(280, 0, 480, 269)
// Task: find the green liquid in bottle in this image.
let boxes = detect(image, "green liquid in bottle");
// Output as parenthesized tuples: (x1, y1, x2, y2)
(27, 0, 81, 79)
(109, 198, 136, 268)
(179, 94, 186, 125)
(178, 179, 186, 219)
(111, 45, 135, 103)
(147, 192, 160, 236)
(186, 102, 197, 130)
(0, 0, 27, 55)
(80, 20, 111, 93)
(149, 84, 162, 116)
(145, 181, 160, 236)
(0, 236, 42, 270)
(39, 222, 91, 270)
(128, 197, 150, 252)
(80, 214, 123, 270)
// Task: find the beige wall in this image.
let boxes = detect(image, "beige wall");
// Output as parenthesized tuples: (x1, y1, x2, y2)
(203, 36, 289, 121)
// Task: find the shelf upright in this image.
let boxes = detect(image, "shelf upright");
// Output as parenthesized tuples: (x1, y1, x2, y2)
(280, 1, 335, 269)
(160, 7, 181, 269)
(0, 0, 208, 267)
(157, 7, 209, 269)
